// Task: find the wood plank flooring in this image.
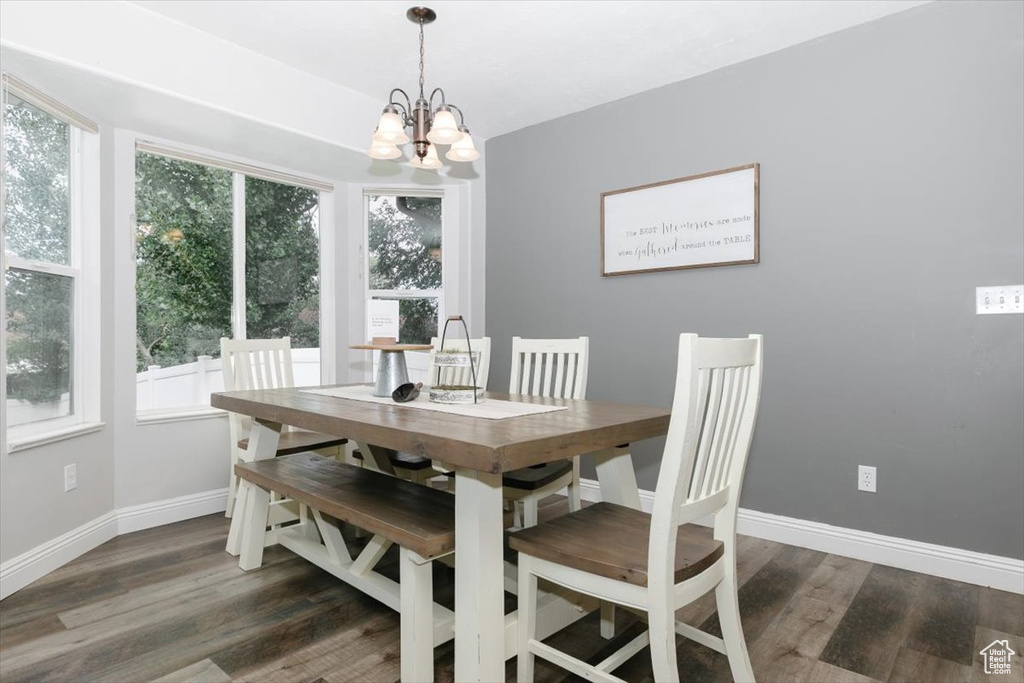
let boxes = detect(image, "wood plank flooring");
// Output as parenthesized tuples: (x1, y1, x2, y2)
(1, 507, 1021, 682)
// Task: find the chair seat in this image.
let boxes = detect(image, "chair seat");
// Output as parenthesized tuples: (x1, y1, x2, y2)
(238, 429, 347, 456)
(351, 449, 436, 471)
(508, 502, 723, 587)
(501, 459, 574, 490)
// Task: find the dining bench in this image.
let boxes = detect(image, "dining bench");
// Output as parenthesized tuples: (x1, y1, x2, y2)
(233, 452, 455, 683)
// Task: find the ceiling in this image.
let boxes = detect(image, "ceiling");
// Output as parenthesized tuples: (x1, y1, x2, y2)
(133, 0, 928, 140)
(1, 47, 470, 184)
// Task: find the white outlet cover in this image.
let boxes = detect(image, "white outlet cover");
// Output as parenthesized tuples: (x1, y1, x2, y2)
(976, 285, 1024, 315)
(858, 465, 877, 493)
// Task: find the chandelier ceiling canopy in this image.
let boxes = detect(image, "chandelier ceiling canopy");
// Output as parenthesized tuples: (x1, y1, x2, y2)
(368, 7, 480, 169)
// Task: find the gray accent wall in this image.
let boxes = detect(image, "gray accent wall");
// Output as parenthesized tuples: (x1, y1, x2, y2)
(485, 2, 1024, 558)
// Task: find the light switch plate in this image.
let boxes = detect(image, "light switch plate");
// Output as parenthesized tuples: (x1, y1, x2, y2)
(976, 285, 1024, 315)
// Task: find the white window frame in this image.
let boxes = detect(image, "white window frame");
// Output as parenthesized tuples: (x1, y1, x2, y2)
(364, 190, 446, 328)
(131, 137, 336, 420)
(2, 75, 103, 452)
(351, 187, 463, 384)
(364, 189, 449, 333)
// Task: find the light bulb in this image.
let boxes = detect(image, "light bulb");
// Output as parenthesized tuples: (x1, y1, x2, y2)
(373, 110, 410, 145)
(368, 138, 402, 160)
(446, 131, 480, 162)
(411, 144, 442, 170)
(426, 107, 462, 145)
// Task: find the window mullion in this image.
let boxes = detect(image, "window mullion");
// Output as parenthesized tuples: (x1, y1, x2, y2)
(231, 172, 246, 339)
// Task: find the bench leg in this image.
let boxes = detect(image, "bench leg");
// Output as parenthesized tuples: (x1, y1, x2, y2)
(239, 484, 271, 571)
(225, 479, 252, 556)
(225, 455, 238, 519)
(400, 548, 435, 683)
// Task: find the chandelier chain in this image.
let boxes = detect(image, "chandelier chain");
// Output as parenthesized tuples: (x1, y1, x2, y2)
(418, 18, 426, 99)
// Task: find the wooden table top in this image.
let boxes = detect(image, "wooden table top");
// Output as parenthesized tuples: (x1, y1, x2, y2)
(211, 385, 671, 474)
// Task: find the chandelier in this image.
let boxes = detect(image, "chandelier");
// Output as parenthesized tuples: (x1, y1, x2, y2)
(367, 7, 480, 169)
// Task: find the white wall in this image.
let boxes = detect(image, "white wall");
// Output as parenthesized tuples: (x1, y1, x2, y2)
(0, 124, 117, 564)
(0, 1, 487, 570)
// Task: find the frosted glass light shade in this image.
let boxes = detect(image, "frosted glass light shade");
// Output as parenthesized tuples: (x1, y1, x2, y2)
(411, 144, 442, 170)
(446, 133, 480, 162)
(374, 111, 410, 145)
(426, 108, 462, 145)
(368, 139, 402, 160)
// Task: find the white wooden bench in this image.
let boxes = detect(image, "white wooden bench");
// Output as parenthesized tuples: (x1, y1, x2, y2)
(234, 452, 455, 683)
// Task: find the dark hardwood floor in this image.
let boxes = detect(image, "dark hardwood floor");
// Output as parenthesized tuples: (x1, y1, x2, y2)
(1, 504, 1020, 682)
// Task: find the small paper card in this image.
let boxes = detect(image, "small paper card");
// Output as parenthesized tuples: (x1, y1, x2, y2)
(367, 300, 400, 342)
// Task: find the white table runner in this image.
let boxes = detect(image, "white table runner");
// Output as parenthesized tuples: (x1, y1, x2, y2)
(301, 384, 568, 420)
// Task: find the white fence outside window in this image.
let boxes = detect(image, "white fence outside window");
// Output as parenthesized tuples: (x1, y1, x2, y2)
(135, 347, 323, 411)
(10, 349, 435, 421)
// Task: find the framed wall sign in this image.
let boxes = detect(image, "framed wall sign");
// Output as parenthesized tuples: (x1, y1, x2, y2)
(600, 163, 759, 276)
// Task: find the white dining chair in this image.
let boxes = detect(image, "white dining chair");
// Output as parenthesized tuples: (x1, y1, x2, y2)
(503, 336, 588, 528)
(510, 333, 763, 683)
(220, 337, 347, 517)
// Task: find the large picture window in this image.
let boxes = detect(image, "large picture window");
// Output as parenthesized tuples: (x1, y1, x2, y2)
(365, 194, 443, 344)
(135, 149, 323, 412)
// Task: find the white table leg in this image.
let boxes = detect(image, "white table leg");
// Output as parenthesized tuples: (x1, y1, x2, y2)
(226, 419, 282, 556)
(454, 468, 505, 682)
(400, 548, 435, 683)
(592, 446, 641, 510)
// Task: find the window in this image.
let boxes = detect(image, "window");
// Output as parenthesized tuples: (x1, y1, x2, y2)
(135, 148, 325, 412)
(365, 194, 443, 344)
(244, 177, 320, 345)
(3, 77, 99, 439)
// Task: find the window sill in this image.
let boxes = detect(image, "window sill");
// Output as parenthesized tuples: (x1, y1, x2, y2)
(136, 407, 227, 425)
(7, 421, 107, 454)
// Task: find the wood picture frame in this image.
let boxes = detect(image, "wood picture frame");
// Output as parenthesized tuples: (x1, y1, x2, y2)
(600, 163, 760, 276)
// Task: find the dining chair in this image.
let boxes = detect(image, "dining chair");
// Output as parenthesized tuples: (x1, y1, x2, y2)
(221, 337, 347, 518)
(504, 336, 588, 528)
(510, 333, 763, 683)
(354, 337, 491, 484)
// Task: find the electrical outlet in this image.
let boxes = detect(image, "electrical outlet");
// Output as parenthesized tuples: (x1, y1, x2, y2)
(858, 465, 876, 493)
(64, 464, 77, 492)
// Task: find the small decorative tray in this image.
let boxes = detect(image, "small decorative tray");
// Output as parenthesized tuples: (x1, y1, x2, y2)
(433, 350, 481, 368)
(429, 315, 483, 405)
(429, 385, 485, 405)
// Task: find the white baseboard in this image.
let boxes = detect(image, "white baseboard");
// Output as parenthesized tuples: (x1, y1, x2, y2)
(0, 488, 228, 600)
(5, 482, 1021, 601)
(0, 511, 118, 600)
(117, 488, 228, 535)
(578, 479, 1024, 594)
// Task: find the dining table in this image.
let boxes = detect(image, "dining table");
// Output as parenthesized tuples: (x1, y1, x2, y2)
(211, 383, 671, 682)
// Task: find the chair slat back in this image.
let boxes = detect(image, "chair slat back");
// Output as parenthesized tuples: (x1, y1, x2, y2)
(428, 337, 492, 389)
(653, 335, 763, 533)
(509, 337, 589, 400)
(221, 337, 295, 391)
(221, 337, 296, 443)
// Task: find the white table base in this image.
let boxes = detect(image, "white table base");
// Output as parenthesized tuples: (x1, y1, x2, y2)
(227, 421, 643, 682)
